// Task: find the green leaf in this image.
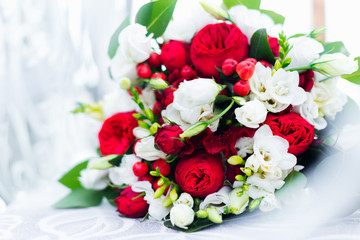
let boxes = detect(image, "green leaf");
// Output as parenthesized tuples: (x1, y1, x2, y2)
(322, 41, 350, 57)
(136, 0, 177, 39)
(342, 56, 360, 84)
(223, 0, 260, 10)
(249, 28, 276, 64)
(275, 171, 307, 201)
(108, 16, 130, 59)
(103, 187, 121, 207)
(53, 188, 103, 209)
(59, 160, 89, 190)
(260, 9, 285, 24)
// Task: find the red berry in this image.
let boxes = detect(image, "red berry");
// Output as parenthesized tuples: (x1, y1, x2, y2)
(136, 63, 151, 78)
(152, 178, 170, 194)
(259, 60, 272, 68)
(138, 174, 154, 184)
(147, 52, 161, 67)
(221, 58, 238, 76)
(236, 61, 255, 80)
(152, 159, 171, 177)
(233, 80, 250, 97)
(180, 65, 197, 80)
(243, 58, 257, 65)
(151, 72, 166, 80)
(132, 162, 149, 177)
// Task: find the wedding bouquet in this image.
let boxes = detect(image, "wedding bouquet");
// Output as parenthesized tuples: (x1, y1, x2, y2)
(55, 0, 360, 232)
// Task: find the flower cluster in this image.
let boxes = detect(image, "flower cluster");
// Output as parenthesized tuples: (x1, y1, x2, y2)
(60, 0, 359, 232)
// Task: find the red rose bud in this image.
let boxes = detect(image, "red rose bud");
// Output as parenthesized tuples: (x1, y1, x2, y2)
(175, 152, 224, 198)
(180, 65, 197, 80)
(152, 178, 170, 194)
(264, 112, 315, 156)
(115, 186, 149, 218)
(299, 70, 315, 92)
(160, 40, 188, 71)
(243, 58, 257, 65)
(268, 36, 280, 58)
(132, 162, 149, 177)
(153, 102, 163, 115)
(154, 124, 184, 155)
(233, 80, 250, 97)
(98, 112, 138, 156)
(222, 58, 238, 76)
(190, 23, 249, 78)
(259, 60, 272, 68)
(236, 60, 255, 80)
(160, 87, 176, 108)
(152, 159, 171, 177)
(136, 63, 151, 78)
(138, 174, 154, 184)
(151, 72, 166, 80)
(147, 52, 161, 67)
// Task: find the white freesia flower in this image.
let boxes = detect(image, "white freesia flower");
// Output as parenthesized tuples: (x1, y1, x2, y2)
(259, 194, 281, 212)
(249, 62, 272, 101)
(246, 173, 285, 199)
(175, 193, 194, 208)
(132, 181, 171, 221)
(110, 24, 153, 81)
(134, 136, 167, 160)
(199, 186, 231, 214)
(170, 204, 195, 229)
(286, 36, 324, 70)
(235, 137, 254, 158)
(293, 92, 327, 130)
(313, 53, 358, 76)
(79, 158, 109, 190)
(102, 88, 137, 118)
(235, 98, 267, 128)
(108, 154, 140, 186)
(229, 5, 280, 41)
(133, 127, 151, 139)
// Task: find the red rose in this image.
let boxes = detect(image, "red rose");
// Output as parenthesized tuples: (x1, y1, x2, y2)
(264, 113, 315, 156)
(168, 69, 186, 87)
(98, 112, 138, 156)
(299, 70, 315, 92)
(115, 186, 149, 218)
(154, 125, 184, 155)
(160, 40, 189, 71)
(190, 23, 248, 78)
(268, 36, 280, 58)
(160, 87, 176, 108)
(175, 151, 224, 198)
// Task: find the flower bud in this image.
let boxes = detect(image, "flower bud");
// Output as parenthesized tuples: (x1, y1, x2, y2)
(196, 210, 208, 218)
(241, 167, 253, 177)
(119, 77, 131, 90)
(229, 188, 249, 215)
(170, 204, 195, 229)
(157, 178, 165, 186)
(176, 193, 194, 208)
(149, 78, 168, 90)
(154, 185, 166, 199)
(149, 170, 159, 176)
(232, 96, 246, 105)
(162, 196, 173, 207)
(170, 188, 178, 202)
(243, 184, 249, 191)
(235, 174, 246, 182)
(312, 53, 358, 75)
(144, 109, 154, 121)
(150, 122, 161, 135)
(72, 102, 104, 121)
(88, 155, 119, 170)
(179, 121, 208, 138)
(206, 207, 222, 223)
(227, 155, 245, 165)
(199, 0, 229, 20)
(138, 120, 150, 129)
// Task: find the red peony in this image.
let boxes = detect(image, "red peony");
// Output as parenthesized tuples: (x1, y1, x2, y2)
(226, 163, 243, 183)
(115, 186, 149, 218)
(299, 70, 315, 92)
(160, 40, 189, 71)
(175, 151, 224, 198)
(264, 113, 315, 156)
(98, 112, 138, 156)
(154, 125, 184, 155)
(190, 22, 249, 78)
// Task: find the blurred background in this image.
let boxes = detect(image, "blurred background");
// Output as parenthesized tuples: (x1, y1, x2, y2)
(1, 0, 360, 206)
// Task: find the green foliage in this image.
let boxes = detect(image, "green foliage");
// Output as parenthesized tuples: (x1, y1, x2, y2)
(53, 188, 104, 209)
(342, 57, 360, 85)
(322, 41, 350, 57)
(274, 32, 292, 70)
(249, 28, 275, 64)
(223, 0, 260, 10)
(59, 160, 89, 190)
(136, 0, 177, 39)
(108, 16, 130, 59)
(275, 171, 307, 201)
(260, 9, 285, 24)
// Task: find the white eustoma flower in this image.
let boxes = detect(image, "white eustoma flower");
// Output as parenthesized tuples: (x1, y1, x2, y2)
(102, 88, 137, 118)
(199, 186, 231, 214)
(175, 193, 194, 208)
(79, 158, 109, 190)
(108, 154, 140, 186)
(313, 53, 358, 76)
(132, 181, 171, 221)
(293, 92, 327, 130)
(259, 194, 281, 212)
(110, 24, 153, 81)
(229, 5, 279, 41)
(229, 188, 249, 215)
(170, 204, 195, 229)
(235, 98, 267, 128)
(134, 136, 167, 160)
(235, 137, 254, 158)
(286, 36, 324, 70)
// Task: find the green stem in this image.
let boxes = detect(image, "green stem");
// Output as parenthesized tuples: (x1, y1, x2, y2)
(206, 100, 235, 125)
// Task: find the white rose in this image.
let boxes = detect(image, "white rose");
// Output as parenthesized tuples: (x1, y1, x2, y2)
(235, 98, 267, 128)
(161, 103, 192, 130)
(259, 194, 281, 212)
(199, 186, 231, 214)
(229, 5, 279, 41)
(109, 55, 137, 81)
(235, 137, 254, 158)
(108, 154, 140, 186)
(102, 88, 137, 118)
(170, 204, 195, 229)
(134, 136, 167, 161)
(175, 193, 194, 208)
(313, 53, 358, 76)
(286, 36, 324, 70)
(79, 158, 109, 190)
